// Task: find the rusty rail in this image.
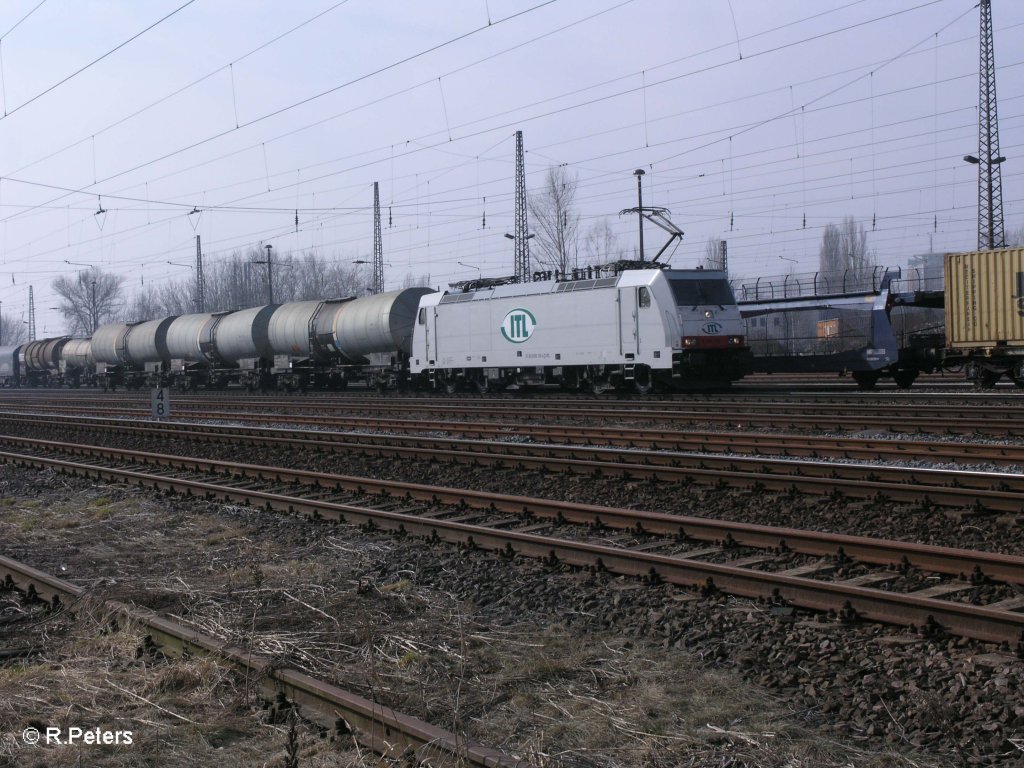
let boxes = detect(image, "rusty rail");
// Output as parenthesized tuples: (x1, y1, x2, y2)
(0, 554, 522, 767)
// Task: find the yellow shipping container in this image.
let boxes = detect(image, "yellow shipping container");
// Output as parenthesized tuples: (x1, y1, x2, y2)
(944, 247, 1024, 350)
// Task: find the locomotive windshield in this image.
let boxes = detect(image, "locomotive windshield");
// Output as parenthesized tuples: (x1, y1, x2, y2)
(667, 277, 736, 307)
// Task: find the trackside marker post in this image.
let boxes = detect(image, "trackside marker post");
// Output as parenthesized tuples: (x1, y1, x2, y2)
(151, 387, 170, 419)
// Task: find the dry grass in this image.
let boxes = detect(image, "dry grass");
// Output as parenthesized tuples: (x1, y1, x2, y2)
(0, 603, 380, 767)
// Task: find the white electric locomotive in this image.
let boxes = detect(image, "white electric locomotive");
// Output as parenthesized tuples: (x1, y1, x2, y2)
(409, 264, 751, 393)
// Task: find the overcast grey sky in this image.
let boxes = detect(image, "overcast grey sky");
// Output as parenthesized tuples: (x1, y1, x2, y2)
(0, 0, 1021, 335)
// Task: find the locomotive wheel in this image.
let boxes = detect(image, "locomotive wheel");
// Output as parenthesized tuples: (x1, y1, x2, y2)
(474, 377, 490, 394)
(443, 376, 459, 395)
(632, 366, 653, 395)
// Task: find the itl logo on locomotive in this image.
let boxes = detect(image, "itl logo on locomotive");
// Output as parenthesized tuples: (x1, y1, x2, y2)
(501, 308, 536, 343)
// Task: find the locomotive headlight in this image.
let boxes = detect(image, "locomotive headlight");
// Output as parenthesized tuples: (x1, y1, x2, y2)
(728, 336, 744, 346)
(704, 310, 714, 319)
(682, 337, 698, 347)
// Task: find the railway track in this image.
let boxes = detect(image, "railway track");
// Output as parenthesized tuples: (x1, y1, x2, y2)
(4, 409, 1023, 466)
(1, 399, 1021, 441)
(0, 554, 522, 767)
(8, 391, 1024, 421)
(2, 415, 1024, 512)
(3, 438, 1024, 646)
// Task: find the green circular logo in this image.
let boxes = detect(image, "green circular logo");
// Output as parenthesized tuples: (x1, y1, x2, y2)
(500, 308, 536, 343)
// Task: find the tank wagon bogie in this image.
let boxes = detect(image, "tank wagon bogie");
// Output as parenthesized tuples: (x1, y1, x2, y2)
(409, 267, 751, 393)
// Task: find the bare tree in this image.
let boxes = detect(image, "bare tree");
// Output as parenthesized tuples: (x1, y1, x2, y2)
(818, 216, 875, 292)
(581, 218, 624, 266)
(280, 251, 369, 301)
(703, 237, 726, 270)
(120, 248, 408, 324)
(164, 249, 371, 314)
(1006, 224, 1024, 246)
(52, 268, 124, 335)
(123, 287, 165, 322)
(399, 271, 432, 289)
(0, 313, 27, 345)
(528, 165, 580, 273)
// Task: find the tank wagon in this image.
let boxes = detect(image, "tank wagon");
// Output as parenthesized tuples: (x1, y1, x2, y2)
(59, 338, 94, 387)
(163, 311, 231, 389)
(88, 287, 433, 390)
(409, 264, 751, 393)
(0, 337, 94, 387)
(944, 246, 1024, 387)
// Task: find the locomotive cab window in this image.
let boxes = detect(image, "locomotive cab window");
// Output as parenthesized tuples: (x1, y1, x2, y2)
(638, 287, 650, 308)
(418, 308, 426, 325)
(667, 277, 735, 307)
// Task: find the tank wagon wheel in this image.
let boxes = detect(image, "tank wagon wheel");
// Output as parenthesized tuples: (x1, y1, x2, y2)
(852, 371, 879, 390)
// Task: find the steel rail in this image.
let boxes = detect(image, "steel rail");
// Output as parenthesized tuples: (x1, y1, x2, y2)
(8, 391, 1024, 415)
(3, 412, 1022, 467)
(1, 450, 1022, 646)
(0, 553, 522, 767)
(0, 402, 1017, 441)
(13, 394, 1024, 423)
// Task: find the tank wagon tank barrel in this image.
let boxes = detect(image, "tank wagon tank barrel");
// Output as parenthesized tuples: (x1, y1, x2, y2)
(124, 317, 178, 367)
(213, 305, 279, 363)
(165, 313, 225, 365)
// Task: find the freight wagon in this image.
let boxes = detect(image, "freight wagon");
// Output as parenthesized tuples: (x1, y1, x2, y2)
(945, 247, 1024, 387)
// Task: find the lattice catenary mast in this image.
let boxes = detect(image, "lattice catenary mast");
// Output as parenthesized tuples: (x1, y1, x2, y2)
(195, 235, 205, 313)
(28, 286, 36, 342)
(372, 181, 384, 295)
(513, 130, 531, 282)
(966, 0, 1006, 250)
